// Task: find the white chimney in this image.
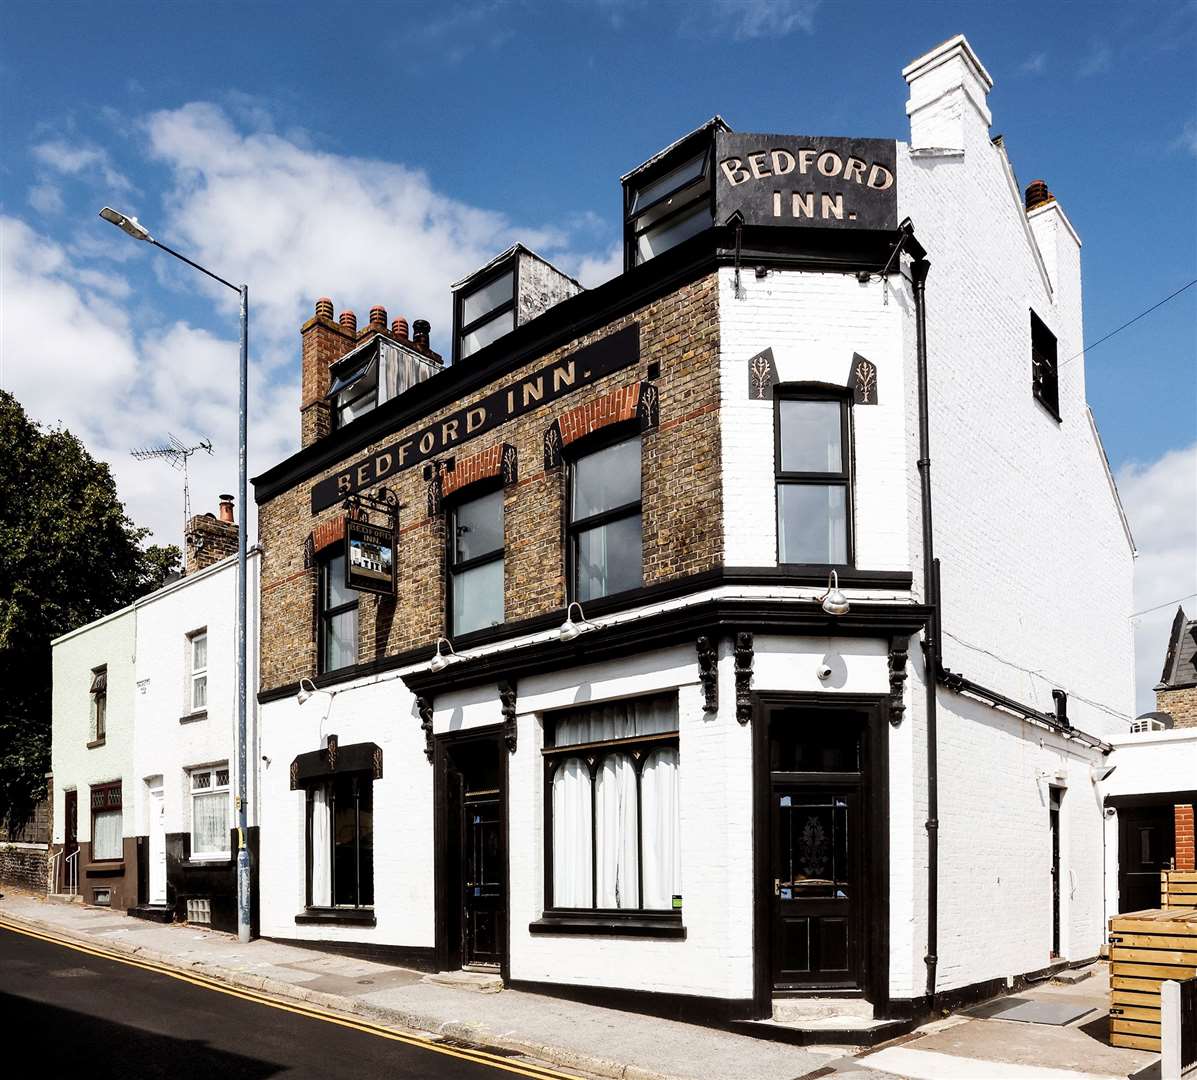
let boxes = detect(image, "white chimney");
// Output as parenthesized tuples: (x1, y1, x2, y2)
(902, 34, 994, 154)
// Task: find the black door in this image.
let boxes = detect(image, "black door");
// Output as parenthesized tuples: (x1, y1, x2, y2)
(463, 794, 502, 967)
(63, 790, 78, 893)
(1049, 787, 1061, 956)
(768, 707, 866, 991)
(1118, 804, 1175, 913)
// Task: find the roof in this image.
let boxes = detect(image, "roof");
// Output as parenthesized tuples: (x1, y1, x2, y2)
(620, 116, 732, 183)
(1157, 606, 1197, 690)
(449, 243, 582, 294)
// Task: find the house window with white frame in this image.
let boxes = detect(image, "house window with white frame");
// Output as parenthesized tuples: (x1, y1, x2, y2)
(189, 630, 208, 713)
(189, 764, 231, 859)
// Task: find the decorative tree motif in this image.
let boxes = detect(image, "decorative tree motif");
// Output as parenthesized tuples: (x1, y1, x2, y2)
(799, 816, 829, 879)
(751, 354, 772, 398)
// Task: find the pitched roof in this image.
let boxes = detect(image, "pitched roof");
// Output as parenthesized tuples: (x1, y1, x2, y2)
(1157, 606, 1197, 690)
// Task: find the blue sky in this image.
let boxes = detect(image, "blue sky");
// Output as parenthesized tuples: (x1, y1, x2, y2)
(1, 0, 1194, 709)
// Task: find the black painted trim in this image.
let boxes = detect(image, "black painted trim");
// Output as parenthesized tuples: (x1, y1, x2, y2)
(529, 915, 685, 938)
(294, 907, 377, 927)
(256, 567, 917, 704)
(1105, 790, 1197, 810)
(253, 226, 899, 505)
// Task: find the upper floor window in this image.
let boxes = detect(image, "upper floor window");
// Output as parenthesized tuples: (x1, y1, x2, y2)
(89, 666, 107, 745)
(545, 694, 681, 914)
(775, 390, 852, 565)
(189, 630, 207, 712)
(306, 773, 373, 909)
(568, 435, 642, 602)
(448, 489, 505, 637)
(328, 339, 439, 430)
(318, 552, 358, 674)
(330, 352, 379, 429)
(189, 764, 230, 859)
(1030, 311, 1060, 421)
(457, 267, 515, 362)
(625, 148, 713, 268)
(90, 781, 122, 861)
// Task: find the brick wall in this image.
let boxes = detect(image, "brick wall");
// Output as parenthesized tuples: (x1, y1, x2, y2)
(185, 514, 238, 574)
(258, 275, 722, 693)
(1158, 686, 1197, 729)
(0, 843, 47, 891)
(1176, 804, 1196, 872)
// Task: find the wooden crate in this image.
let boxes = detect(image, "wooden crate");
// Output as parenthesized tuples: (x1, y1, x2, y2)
(1162, 870, 1197, 910)
(1109, 908, 1197, 1049)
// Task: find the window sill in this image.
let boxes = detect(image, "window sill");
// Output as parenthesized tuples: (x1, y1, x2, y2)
(185, 855, 232, 867)
(180, 710, 208, 724)
(85, 862, 125, 877)
(86, 739, 106, 749)
(529, 914, 685, 939)
(295, 907, 376, 927)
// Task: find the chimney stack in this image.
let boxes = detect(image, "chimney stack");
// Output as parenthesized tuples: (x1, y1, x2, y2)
(339, 310, 358, 336)
(300, 297, 357, 448)
(1025, 179, 1054, 212)
(369, 305, 387, 330)
(185, 500, 239, 575)
(413, 319, 431, 351)
(391, 317, 409, 341)
(903, 34, 993, 153)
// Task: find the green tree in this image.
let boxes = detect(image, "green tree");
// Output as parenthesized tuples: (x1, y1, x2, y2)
(0, 391, 181, 830)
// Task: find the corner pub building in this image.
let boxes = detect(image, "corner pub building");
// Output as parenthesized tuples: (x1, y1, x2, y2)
(252, 36, 1135, 1040)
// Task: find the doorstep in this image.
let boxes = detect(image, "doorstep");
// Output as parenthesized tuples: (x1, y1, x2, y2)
(423, 969, 503, 993)
(728, 1014, 915, 1047)
(127, 904, 172, 924)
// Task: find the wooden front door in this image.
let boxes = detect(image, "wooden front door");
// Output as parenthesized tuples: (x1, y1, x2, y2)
(1118, 804, 1174, 913)
(463, 793, 503, 967)
(767, 705, 867, 992)
(64, 790, 78, 859)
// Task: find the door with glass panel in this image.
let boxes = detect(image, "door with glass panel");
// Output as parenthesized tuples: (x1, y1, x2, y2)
(768, 707, 865, 991)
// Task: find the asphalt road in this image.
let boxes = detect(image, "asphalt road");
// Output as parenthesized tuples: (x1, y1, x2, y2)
(0, 923, 571, 1079)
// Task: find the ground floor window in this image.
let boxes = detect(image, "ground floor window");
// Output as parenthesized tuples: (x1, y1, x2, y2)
(306, 773, 373, 908)
(189, 764, 231, 859)
(90, 781, 123, 861)
(545, 694, 680, 912)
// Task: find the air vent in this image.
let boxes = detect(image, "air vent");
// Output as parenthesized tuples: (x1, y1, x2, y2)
(92, 889, 111, 907)
(186, 898, 212, 925)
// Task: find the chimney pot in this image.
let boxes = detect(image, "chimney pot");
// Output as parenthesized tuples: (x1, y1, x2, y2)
(369, 305, 387, 329)
(339, 310, 357, 334)
(413, 319, 431, 350)
(315, 297, 334, 321)
(1025, 179, 1054, 211)
(218, 494, 235, 523)
(392, 317, 409, 340)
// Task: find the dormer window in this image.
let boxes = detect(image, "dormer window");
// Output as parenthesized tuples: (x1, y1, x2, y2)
(458, 267, 515, 361)
(330, 351, 379, 429)
(328, 338, 439, 430)
(622, 118, 724, 271)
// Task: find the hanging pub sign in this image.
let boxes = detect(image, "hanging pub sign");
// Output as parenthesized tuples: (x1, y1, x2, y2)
(345, 518, 396, 596)
(715, 132, 897, 231)
(311, 324, 639, 513)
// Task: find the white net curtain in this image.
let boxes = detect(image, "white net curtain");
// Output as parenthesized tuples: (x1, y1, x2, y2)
(550, 695, 681, 911)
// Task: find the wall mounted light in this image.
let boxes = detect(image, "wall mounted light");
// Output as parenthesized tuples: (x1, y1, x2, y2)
(559, 602, 597, 642)
(297, 676, 334, 706)
(820, 571, 851, 616)
(1090, 763, 1117, 783)
(429, 637, 457, 673)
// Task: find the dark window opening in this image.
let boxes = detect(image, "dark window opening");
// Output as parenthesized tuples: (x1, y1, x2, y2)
(330, 353, 379, 430)
(624, 147, 714, 269)
(775, 390, 853, 566)
(1031, 311, 1060, 421)
(544, 694, 680, 914)
(318, 552, 358, 674)
(89, 665, 107, 744)
(567, 434, 643, 603)
(448, 488, 505, 637)
(90, 781, 122, 862)
(455, 261, 516, 363)
(306, 773, 373, 909)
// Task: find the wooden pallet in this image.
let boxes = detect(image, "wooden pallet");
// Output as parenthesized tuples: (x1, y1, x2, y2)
(1109, 907, 1197, 1049)
(1162, 870, 1197, 909)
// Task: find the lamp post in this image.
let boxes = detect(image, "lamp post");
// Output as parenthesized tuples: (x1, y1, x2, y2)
(100, 206, 253, 945)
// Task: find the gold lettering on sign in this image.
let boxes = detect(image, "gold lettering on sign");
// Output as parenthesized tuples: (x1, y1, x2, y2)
(466, 407, 486, 433)
(773, 191, 782, 217)
(771, 149, 795, 176)
(748, 152, 770, 179)
(868, 164, 894, 190)
(441, 419, 459, 444)
(843, 157, 866, 184)
(552, 361, 576, 392)
(821, 193, 844, 219)
(398, 440, 414, 466)
(720, 158, 750, 186)
(506, 388, 516, 413)
(375, 452, 394, 480)
(522, 376, 544, 407)
(337, 473, 352, 495)
(792, 192, 815, 218)
(418, 432, 435, 454)
(797, 148, 817, 174)
(817, 151, 843, 178)
(357, 463, 372, 487)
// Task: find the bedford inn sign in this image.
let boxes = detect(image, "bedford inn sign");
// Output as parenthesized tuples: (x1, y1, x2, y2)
(311, 325, 639, 512)
(715, 132, 897, 231)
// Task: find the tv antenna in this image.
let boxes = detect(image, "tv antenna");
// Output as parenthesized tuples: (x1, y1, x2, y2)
(130, 434, 214, 543)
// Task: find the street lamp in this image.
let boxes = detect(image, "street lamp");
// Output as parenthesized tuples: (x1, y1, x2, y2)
(100, 205, 253, 945)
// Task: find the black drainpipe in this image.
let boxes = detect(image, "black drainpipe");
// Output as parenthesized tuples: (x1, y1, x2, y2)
(911, 256, 939, 1008)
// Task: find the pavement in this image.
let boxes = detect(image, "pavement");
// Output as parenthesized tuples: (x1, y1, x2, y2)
(0, 889, 1165, 1080)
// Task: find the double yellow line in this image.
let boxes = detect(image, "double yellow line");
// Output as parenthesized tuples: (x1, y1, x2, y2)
(0, 917, 580, 1079)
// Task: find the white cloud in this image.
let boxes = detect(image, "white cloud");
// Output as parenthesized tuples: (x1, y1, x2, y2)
(31, 139, 134, 192)
(1077, 41, 1112, 78)
(27, 182, 64, 215)
(1116, 444, 1197, 713)
(1173, 119, 1197, 158)
(1020, 51, 1048, 74)
(713, 0, 819, 40)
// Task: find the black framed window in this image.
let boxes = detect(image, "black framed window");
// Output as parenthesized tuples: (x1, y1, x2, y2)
(625, 147, 714, 268)
(89, 665, 107, 745)
(456, 264, 516, 362)
(1031, 311, 1060, 421)
(305, 773, 373, 909)
(318, 552, 358, 674)
(448, 488, 505, 636)
(329, 350, 379, 430)
(90, 781, 122, 862)
(544, 694, 680, 914)
(775, 390, 853, 565)
(568, 435, 642, 602)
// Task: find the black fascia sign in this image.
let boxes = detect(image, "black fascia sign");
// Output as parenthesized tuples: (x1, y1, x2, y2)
(715, 132, 898, 231)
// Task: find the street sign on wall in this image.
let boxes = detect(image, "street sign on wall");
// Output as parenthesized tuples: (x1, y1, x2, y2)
(345, 518, 395, 596)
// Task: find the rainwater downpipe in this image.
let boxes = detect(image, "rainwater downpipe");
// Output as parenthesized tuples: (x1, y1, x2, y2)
(911, 255, 940, 1008)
